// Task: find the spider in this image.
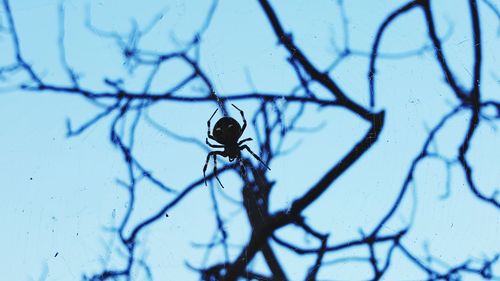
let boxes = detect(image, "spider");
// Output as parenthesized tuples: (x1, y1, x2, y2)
(203, 104, 270, 188)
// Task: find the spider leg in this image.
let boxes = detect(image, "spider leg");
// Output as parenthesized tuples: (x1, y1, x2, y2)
(231, 104, 247, 135)
(212, 153, 225, 189)
(206, 138, 224, 148)
(203, 151, 227, 187)
(203, 152, 214, 186)
(207, 108, 218, 141)
(203, 151, 221, 185)
(238, 137, 253, 146)
(240, 145, 271, 171)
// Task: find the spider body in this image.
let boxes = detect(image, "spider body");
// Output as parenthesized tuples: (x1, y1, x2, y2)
(203, 104, 270, 188)
(213, 117, 242, 146)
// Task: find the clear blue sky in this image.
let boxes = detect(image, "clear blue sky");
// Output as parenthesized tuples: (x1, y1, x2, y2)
(0, 0, 498, 280)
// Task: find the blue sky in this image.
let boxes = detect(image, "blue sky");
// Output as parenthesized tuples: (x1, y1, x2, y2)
(0, 0, 499, 280)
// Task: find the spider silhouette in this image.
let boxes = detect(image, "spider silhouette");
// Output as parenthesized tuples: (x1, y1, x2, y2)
(203, 104, 270, 188)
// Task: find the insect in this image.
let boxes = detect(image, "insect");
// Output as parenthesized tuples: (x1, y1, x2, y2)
(203, 104, 270, 188)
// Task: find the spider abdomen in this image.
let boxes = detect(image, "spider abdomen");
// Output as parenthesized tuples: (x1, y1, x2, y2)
(213, 117, 241, 144)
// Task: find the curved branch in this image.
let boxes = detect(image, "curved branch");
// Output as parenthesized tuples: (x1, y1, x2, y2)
(369, 0, 421, 108)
